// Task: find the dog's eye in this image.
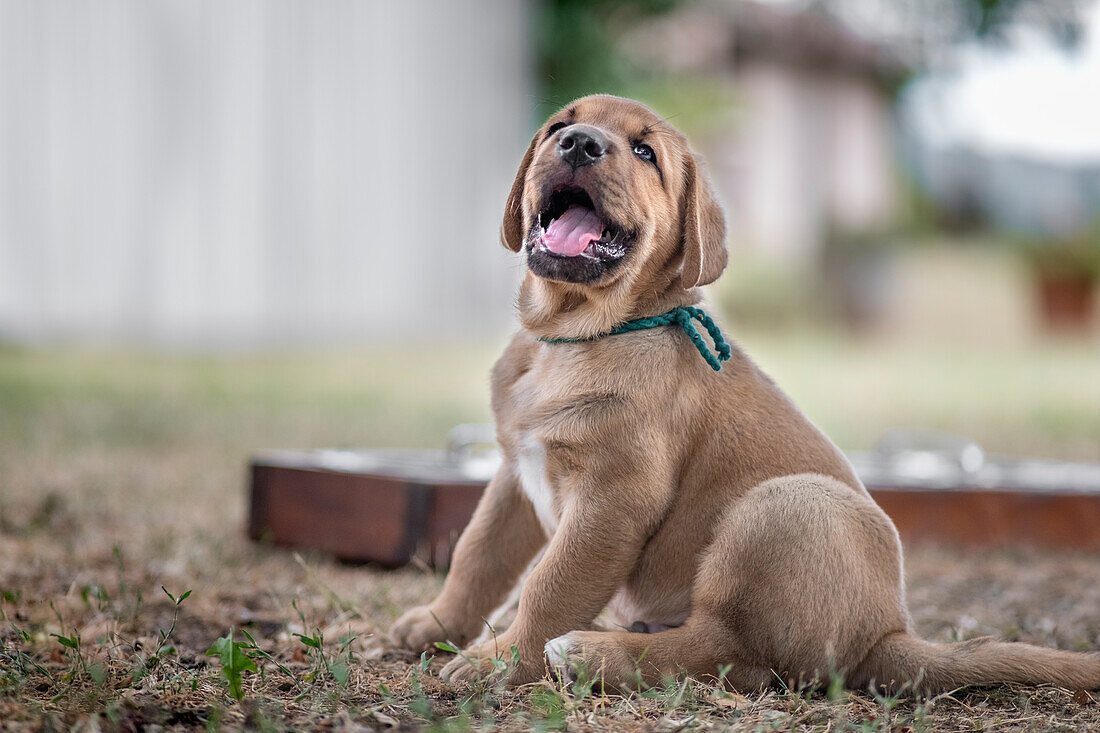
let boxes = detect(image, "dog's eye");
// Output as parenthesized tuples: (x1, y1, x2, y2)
(546, 121, 567, 138)
(632, 143, 655, 163)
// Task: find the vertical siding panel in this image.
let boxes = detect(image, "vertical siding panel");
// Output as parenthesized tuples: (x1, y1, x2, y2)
(0, 0, 529, 346)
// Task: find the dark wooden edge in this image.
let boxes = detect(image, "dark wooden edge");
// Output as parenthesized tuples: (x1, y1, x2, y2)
(248, 461, 270, 541)
(869, 486, 1100, 552)
(249, 459, 1100, 563)
(400, 482, 431, 567)
(250, 462, 453, 567)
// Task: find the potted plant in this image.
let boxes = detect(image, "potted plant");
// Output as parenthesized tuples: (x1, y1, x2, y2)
(1022, 228, 1100, 332)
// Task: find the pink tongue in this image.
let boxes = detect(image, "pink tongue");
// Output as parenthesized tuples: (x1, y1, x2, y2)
(539, 205, 603, 257)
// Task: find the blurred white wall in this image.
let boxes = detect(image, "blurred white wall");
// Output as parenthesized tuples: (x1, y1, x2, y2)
(719, 61, 898, 260)
(623, 2, 902, 263)
(0, 1, 532, 347)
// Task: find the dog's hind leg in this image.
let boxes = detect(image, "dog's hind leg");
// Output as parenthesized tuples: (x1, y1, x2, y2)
(544, 615, 773, 691)
(546, 473, 913, 692)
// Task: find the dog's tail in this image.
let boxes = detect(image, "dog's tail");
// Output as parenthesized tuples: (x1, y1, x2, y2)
(854, 632, 1100, 693)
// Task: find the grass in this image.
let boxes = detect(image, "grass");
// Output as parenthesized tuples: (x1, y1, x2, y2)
(1, 322, 1099, 730)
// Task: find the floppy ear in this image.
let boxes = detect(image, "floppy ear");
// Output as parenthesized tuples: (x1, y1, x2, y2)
(679, 153, 727, 287)
(500, 130, 541, 253)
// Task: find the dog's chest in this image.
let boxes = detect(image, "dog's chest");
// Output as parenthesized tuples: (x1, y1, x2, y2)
(516, 432, 559, 533)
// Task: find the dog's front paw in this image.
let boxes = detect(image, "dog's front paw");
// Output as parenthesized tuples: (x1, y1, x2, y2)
(390, 605, 473, 652)
(544, 631, 639, 691)
(544, 632, 584, 682)
(439, 636, 542, 687)
(439, 647, 501, 685)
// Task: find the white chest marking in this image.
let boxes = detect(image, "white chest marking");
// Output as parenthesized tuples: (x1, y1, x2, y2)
(516, 433, 558, 533)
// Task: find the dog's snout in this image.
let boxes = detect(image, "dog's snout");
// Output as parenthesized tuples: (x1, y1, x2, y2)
(558, 126, 606, 169)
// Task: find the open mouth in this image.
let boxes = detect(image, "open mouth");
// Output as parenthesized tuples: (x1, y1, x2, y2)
(531, 187, 629, 261)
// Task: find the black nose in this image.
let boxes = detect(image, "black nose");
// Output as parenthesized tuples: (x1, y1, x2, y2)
(558, 126, 607, 169)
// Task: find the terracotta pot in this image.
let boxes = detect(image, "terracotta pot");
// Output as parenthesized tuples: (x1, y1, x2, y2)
(1034, 270, 1096, 331)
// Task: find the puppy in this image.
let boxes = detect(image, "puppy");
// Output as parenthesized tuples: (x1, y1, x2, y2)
(391, 95, 1100, 692)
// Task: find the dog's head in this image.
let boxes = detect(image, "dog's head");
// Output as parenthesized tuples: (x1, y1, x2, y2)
(502, 95, 726, 297)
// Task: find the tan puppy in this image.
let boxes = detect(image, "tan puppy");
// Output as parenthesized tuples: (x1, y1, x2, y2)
(391, 95, 1100, 692)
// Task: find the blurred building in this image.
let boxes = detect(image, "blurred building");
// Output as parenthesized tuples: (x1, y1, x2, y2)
(629, 0, 906, 260)
(0, 1, 530, 347)
(908, 146, 1100, 236)
(899, 7, 1100, 239)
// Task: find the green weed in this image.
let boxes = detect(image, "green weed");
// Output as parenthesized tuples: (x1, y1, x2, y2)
(205, 628, 259, 701)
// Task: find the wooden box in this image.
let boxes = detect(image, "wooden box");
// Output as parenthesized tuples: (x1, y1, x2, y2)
(248, 429, 1100, 565)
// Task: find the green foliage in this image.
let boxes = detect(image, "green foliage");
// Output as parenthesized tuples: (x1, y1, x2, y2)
(963, 0, 1082, 44)
(532, 0, 738, 138)
(527, 686, 568, 731)
(205, 629, 259, 701)
(161, 587, 192, 605)
(49, 626, 102, 689)
(238, 627, 302, 693)
(129, 586, 192, 684)
(51, 632, 79, 650)
(1020, 226, 1100, 279)
(294, 632, 321, 649)
(533, 0, 1085, 134)
(289, 600, 355, 690)
(534, 0, 678, 111)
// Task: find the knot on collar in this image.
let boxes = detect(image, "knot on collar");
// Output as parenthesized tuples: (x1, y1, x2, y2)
(537, 305, 732, 371)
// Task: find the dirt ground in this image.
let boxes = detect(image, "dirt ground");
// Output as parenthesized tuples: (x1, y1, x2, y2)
(3, 522, 1100, 731)
(1, 344, 1099, 731)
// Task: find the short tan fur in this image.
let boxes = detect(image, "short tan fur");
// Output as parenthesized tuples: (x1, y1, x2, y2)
(392, 95, 1100, 693)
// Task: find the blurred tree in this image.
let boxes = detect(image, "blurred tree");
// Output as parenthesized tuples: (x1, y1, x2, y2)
(942, 0, 1081, 45)
(534, 0, 678, 111)
(817, 0, 1084, 69)
(534, 0, 1086, 108)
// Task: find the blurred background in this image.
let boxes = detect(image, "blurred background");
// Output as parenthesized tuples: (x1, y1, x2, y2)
(1, 0, 1098, 504)
(2, 4, 1099, 726)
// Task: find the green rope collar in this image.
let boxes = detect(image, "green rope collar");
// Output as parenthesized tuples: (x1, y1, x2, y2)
(537, 305, 732, 371)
